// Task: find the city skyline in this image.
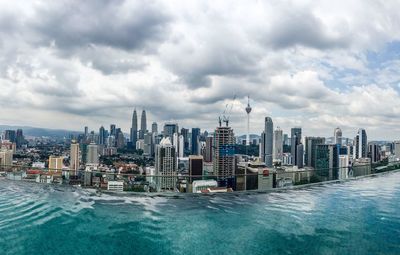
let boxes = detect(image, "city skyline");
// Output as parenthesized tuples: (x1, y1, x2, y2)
(1, 1, 400, 140)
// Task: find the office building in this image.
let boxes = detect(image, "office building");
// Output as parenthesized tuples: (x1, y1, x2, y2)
(139, 109, 147, 139)
(315, 144, 340, 181)
(99, 126, 106, 145)
(273, 127, 283, 163)
(189, 155, 203, 183)
(155, 137, 177, 191)
(110, 124, 116, 137)
(291, 127, 302, 166)
(16, 129, 24, 148)
(263, 117, 274, 167)
(296, 144, 304, 168)
(305, 137, 325, 168)
(151, 122, 158, 134)
(4, 130, 16, 143)
(354, 128, 368, 159)
(204, 136, 213, 162)
(191, 128, 200, 155)
(180, 128, 189, 153)
(368, 143, 380, 163)
(164, 123, 179, 139)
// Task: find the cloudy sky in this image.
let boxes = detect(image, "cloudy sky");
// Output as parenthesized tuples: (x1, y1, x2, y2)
(1, 0, 400, 140)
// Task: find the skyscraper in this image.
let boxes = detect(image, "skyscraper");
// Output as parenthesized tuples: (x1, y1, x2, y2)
(273, 127, 283, 163)
(368, 143, 380, 163)
(163, 123, 179, 138)
(99, 126, 106, 145)
(110, 124, 116, 137)
(204, 136, 213, 162)
(263, 117, 273, 167)
(334, 127, 342, 145)
(4, 130, 16, 143)
(291, 127, 302, 166)
(155, 137, 177, 191)
(15, 129, 24, 148)
(139, 109, 147, 139)
(355, 128, 367, 159)
(191, 128, 200, 155)
(305, 137, 325, 168)
(315, 144, 340, 181)
(213, 126, 235, 186)
(130, 109, 138, 149)
(151, 122, 158, 134)
(180, 128, 189, 153)
(70, 141, 80, 175)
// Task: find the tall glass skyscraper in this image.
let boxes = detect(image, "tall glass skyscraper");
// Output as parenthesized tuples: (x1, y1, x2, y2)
(291, 127, 302, 166)
(191, 128, 200, 155)
(263, 117, 274, 167)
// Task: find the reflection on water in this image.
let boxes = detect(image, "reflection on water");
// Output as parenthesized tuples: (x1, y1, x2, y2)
(1, 171, 400, 255)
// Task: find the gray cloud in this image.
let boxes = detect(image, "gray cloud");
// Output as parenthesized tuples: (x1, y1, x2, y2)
(31, 0, 171, 52)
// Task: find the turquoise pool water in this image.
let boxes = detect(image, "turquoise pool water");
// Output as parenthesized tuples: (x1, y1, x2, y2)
(1, 171, 400, 255)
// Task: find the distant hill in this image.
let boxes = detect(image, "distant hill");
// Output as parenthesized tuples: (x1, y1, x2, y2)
(0, 125, 81, 138)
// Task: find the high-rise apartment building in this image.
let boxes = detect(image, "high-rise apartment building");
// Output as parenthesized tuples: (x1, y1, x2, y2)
(155, 137, 177, 191)
(70, 141, 80, 175)
(86, 143, 99, 165)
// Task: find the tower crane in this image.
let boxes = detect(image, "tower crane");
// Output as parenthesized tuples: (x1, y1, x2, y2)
(219, 95, 237, 127)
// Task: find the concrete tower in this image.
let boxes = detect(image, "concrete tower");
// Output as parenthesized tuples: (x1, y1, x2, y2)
(245, 96, 252, 146)
(130, 109, 138, 148)
(139, 109, 147, 139)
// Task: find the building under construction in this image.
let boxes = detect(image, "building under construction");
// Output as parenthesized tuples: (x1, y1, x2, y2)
(213, 126, 235, 187)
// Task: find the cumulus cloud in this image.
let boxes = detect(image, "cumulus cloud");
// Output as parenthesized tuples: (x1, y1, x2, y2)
(0, 0, 400, 139)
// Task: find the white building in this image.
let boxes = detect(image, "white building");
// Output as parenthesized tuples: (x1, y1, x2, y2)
(155, 137, 177, 191)
(394, 141, 400, 160)
(192, 180, 218, 193)
(107, 181, 124, 192)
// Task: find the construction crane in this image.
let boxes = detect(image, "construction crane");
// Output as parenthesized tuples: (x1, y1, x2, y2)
(219, 95, 237, 127)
